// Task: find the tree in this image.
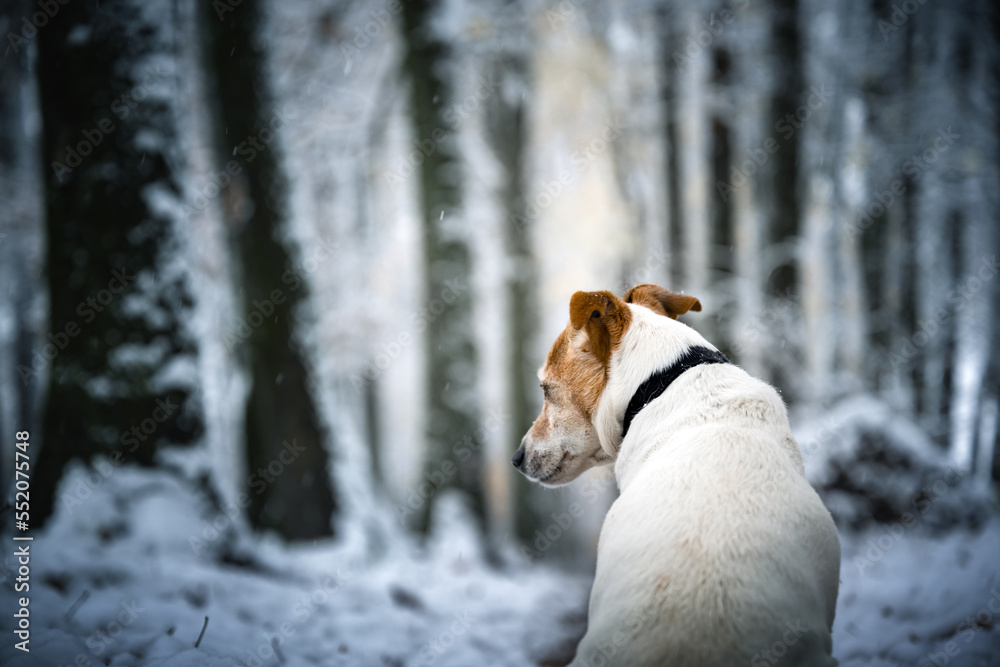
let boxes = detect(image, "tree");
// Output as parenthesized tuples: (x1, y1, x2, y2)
(0, 0, 45, 530)
(483, 54, 539, 544)
(33, 0, 203, 524)
(201, 0, 337, 540)
(400, 0, 488, 537)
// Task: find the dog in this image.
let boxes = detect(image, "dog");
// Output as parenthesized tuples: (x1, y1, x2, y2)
(512, 284, 840, 667)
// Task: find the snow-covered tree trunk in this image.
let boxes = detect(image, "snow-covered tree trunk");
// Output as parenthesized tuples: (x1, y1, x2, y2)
(797, 1, 842, 402)
(606, 3, 671, 294)
(837, 96, 870, 385)
(908, 5, 963, 442)
(947, 2, 999, 471)
(468, 33, 538, 545)
(258, 0, 406, 555)
(675, 7, 713, 331)
(171, 0, 247, 513)
(765, 0, 802, 301)
(0, 0, 46, 528)
(32, 0, 204, 524)
(659, 6, 684, 290)
(426, 0, 539, 545)
(728, 2, 770, 379)
(400, 0, 488, 540)
(523, 1, 632, 564)
(759, 0, 804, 393)
(201, 0, 337, 540)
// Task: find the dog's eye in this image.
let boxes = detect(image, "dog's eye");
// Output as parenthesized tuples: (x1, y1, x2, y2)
(540, 383, 552, 400)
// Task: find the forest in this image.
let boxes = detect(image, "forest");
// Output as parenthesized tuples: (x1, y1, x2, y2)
(0, 0, 998, 664)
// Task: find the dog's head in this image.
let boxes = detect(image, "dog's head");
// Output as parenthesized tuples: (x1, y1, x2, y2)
(512, 284, 701, 486)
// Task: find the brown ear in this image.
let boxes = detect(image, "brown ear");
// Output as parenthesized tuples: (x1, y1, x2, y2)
(623, 284, 702, 320)
(569, 290, 632, 365)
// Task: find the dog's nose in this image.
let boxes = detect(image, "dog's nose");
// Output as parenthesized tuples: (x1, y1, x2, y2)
(511, 445, 526, 470)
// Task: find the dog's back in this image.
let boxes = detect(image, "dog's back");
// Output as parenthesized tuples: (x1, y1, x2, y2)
(573, 364, 840, 667)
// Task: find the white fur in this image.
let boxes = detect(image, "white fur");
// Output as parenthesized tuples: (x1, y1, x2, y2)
(569, 305, 840, 666)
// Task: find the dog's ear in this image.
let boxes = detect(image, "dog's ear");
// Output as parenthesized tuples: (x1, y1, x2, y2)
(623, 284, 702, 320)
(569, 290, 632, 365)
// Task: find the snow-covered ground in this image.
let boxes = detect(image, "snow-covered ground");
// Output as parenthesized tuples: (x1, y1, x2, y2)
(1, 461, 998, 666)
(0, 464, 588, 667)
(835, 525, 1000, 667)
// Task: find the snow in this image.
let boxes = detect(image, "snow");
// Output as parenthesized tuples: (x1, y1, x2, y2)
(2, 453, 998, 666)
(835, 524, 1000, 667)
(2, 0, 998, 665)
(792, 396, 995, 532)
(0, 465, 589, 667)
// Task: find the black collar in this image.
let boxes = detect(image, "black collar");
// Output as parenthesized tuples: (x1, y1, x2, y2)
(621, 346, 730, 439)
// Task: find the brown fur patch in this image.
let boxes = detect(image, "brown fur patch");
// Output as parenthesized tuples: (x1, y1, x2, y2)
(544, 332, 605, 417)
(624, 284, 702, 320)
(535, 291, 633, 418)
(569, 290, 633, 367)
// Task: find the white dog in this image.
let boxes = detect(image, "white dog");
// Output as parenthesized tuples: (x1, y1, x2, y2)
(512, 285, 840, 667)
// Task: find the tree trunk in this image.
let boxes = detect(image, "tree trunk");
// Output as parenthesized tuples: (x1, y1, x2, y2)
(33, 0, 203, 525)
(660, 4, 685, 289)
(798, 0, 845, 402)
(201, 0, 337, 540)
(485, 55, 538, 544)
(729, 6, 768, 380)
(0, 0, 46, 531)
(837, 97, 869, 384)
(400, 0, 486, 536)
(676, 8, 712, 331)
(766, 0, 802, 299)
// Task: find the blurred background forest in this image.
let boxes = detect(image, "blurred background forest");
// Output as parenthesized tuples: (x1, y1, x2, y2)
(1, 0, 999, 665)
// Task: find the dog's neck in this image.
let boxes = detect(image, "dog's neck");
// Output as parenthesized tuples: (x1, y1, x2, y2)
(594, 306, 718, 485)
(621, 346, 730, 439)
